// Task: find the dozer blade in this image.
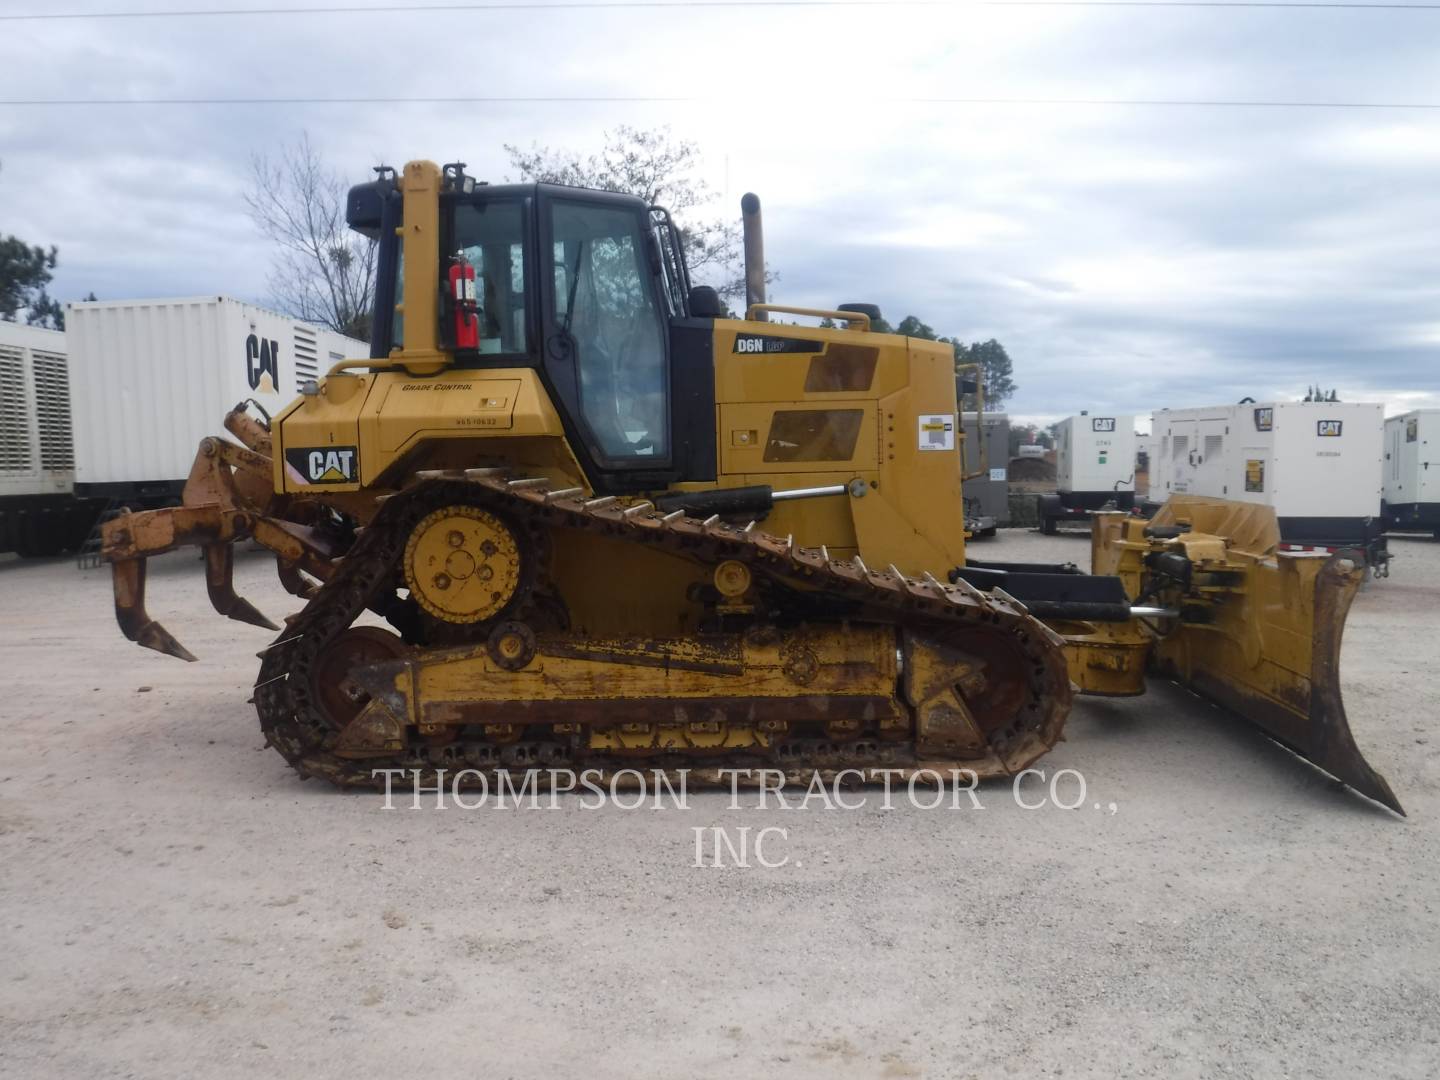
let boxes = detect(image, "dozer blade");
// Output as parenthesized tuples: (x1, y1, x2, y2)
(204, 543, 280, 631)
(112, 557, 198, 663)
(1154, 549, 1400, 815)
(1089, 503, 1401, 814)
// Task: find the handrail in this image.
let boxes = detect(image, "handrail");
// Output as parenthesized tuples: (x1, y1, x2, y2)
(325, 356, 406, 377)
(745, 304, 871, 332)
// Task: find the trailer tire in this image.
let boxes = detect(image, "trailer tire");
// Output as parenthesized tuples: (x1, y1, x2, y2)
(14, 516, 55, 558)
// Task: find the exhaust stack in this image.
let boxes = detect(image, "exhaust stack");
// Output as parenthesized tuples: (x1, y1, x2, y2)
(741, 192, 767, 320)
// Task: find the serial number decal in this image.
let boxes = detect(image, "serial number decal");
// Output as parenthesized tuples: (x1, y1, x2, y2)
(733, 335, 823, 355)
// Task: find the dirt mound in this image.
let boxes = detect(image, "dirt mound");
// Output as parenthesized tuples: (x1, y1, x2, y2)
(1008, 456, 1056, 483)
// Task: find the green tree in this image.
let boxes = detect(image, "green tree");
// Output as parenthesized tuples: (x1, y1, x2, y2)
(955, 339, 1017, 410)
(894, 314, 936, 340)
(0, 234, 61, 328)
(28, 289, 66, 330)
(0, 164, 96, 331)
(881, 315, 1018, 410)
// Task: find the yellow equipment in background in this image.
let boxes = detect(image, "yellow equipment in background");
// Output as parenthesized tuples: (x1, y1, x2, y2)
(99, 160, 1400, 814)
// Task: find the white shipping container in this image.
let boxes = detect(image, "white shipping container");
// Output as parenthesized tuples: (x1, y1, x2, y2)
(66, 297, 366, 494)
(1055, 413, 1136, 495)
(1383, 409, 1439, 531)
(0, 320, 73, 500)
(1148, 401, 1383, 520)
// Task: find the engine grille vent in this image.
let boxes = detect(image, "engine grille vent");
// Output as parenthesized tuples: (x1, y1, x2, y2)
(0, 345, 32, 474)
(32, 350, 74, 471)
(293, 326, 319, 391)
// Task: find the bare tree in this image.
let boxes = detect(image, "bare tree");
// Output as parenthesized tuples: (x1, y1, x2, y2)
(505, 126, 770, 303)
(244, 133, 375, 340)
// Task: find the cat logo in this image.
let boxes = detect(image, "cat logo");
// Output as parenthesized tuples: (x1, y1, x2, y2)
(284, 446, 358, 484)
(246, 333, 280, 394)
(1253, 407, 1273, 432)
(1091, 417, 1116, 433)
(1317, 420, 1343, 437)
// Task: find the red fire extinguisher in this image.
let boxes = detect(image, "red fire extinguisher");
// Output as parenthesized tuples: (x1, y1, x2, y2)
(448, 252, 479, 350)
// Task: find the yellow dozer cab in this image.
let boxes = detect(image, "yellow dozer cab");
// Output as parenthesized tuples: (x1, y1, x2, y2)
(100, 160, 1401, 814)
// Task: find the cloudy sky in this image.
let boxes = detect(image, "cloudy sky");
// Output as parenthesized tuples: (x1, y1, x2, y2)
(3, 0, 1438, 424)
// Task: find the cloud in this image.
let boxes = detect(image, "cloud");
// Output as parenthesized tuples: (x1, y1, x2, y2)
(0, 0, 1436, 420)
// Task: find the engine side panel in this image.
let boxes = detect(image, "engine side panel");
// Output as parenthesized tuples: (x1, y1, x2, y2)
(273, 368, 568, 493)
(709, 319, 968, 575)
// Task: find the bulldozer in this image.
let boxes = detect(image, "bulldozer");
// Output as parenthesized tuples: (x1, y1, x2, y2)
(100, 160, 1401, 814)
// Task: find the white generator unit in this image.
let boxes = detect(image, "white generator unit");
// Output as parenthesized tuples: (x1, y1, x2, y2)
(1383, 409, 1439, 536)
(1039, 413, 1136, 533)
(1146, 401, 1387, 568)
(66, 297, 367, 505)
(0, 321, 107, 556)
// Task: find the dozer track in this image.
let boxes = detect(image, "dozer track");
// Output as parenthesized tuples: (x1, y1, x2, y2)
(254, 470, 1074, 789)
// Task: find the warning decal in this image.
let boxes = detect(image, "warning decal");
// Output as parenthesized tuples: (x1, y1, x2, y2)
(918, 415, 955, 451)
(1245, 458, 1265, 492)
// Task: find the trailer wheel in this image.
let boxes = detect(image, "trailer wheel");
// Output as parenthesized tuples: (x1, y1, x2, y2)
(14, 516, 57, 558)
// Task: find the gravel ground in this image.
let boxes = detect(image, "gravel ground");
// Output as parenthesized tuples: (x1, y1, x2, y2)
(2, 531, 1436, 1079)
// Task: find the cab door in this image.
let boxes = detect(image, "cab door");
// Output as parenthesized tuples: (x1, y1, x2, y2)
(539, 192, 673, 490)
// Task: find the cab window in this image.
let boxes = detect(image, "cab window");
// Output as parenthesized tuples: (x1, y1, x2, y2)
(453, 201, 527, 354)
(550, 200, 668, 460)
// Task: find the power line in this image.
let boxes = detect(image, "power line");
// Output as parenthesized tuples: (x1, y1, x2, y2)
(14, 2, 930, 19)
(3, 0, 1440, 19)
(2, 95, 1438, 107)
